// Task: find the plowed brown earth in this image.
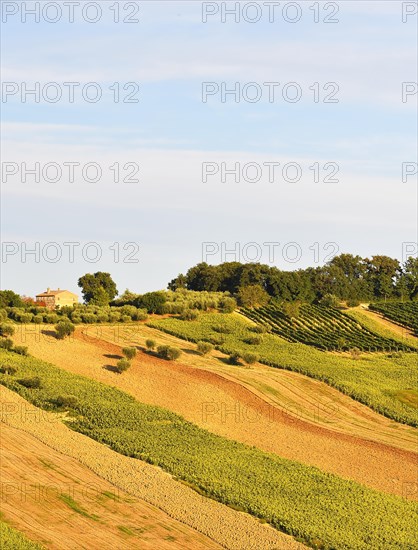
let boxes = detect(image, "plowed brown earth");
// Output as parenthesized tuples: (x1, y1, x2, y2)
(0, 424, 221, 550)
(0, 386, 306, 550)
(12, 324, 418, 499)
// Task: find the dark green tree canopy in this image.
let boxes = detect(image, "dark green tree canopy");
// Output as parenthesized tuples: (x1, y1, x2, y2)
(78, 272, 118, 305)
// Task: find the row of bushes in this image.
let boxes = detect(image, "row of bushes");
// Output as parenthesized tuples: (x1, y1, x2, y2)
(1, 305, 148, 325)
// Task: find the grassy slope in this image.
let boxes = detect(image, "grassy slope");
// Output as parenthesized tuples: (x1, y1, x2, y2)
(148, 312, 418, 426)
(0, 350, 417, 550)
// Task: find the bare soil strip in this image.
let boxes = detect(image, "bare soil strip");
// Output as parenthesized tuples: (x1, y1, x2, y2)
(0, 386, 306, 550)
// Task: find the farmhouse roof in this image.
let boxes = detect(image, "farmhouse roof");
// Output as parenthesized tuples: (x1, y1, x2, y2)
(36, 288, 78, 298)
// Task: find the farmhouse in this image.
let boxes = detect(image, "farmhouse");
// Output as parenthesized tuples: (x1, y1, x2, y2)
(35, 288, 78, 310)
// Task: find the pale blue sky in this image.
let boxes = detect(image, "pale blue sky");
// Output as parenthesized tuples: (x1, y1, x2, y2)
(1, 1, 417, 297)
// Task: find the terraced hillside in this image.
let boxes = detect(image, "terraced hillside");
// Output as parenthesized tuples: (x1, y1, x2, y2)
(241, 304, 415, 352)
(369, 302, 418, 335)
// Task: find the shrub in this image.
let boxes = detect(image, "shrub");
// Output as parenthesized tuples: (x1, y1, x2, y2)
(157, 345, 182, 361)
(251, 324, 268, 334)
(145, 339, 156, 351)
(96, 313, 109, 323)
(180, 309, 199, 321)
(0, 364, 17, 375)
(320, 294, 340, 308)
(122, 347, 137, 360)
(120, 315, 131, 323)
(55, 394, 78, 408)
(115, 358, 131, 373)
(45, 313, 59, 324)
(19, 313, 34, 323)
(245, 336, 263, 345)
(350, 347, 361, 360)
(242, 352, 259, 365)
(0, 338, 13, 350)
(13, 346, 28, 356)
(0, 309, 7, 321)
(119, 305, 137, 318)
(108, 311, 121, 323)
(70, 316, 82, 324)
(133, 308, 148, 321)
(347, 299, 360, 308)
(219, 297, 237, 313)
(0, 324, 15, 337)
(18, 376, 42, 389)
(228, 352, 241, 365)
(81, 313, 96, 324)
(197, 341, 213, 355)
(55, 321, 75, 340)
(32, 314, 44, 324)
(213, 325, 232, 334)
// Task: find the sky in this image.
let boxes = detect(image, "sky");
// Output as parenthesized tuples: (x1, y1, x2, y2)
(1, 0, 417, 297)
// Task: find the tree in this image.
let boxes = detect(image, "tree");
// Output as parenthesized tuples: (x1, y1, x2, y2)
(167, 274, 187, 291)
(0, 290, 24, 308)
(122, 347, 137, 360)
(55, 321, 75, 340)
(137, 291, 167, 314)
(0, 324, 15, 337)
(78, 272, 118, 305)
(197, 341, 213, 355)
(242, 351, 259, 365)
(145, 339, 156, 351)
(400, 257, 418, 300)
(115, 358, 131, 373)
(366, 256, 400, 300)
(237, 285, 269, 308)
(157, 345, 182, 360)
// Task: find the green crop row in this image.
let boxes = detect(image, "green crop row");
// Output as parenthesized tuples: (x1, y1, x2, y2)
(370, 302, 418, 335)
(148, 313, 418, 426)
(241, 304, 415, 352)
(0, 350, 417, 550)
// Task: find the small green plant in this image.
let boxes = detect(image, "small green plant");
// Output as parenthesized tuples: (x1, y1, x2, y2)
(157, 345, 182, 361)
(0, 364, 17, 375)
(122, 347, 137, 360)
(55, 394, 79, 408)
(55, 320, 75, 340)
(197, 341, 213, 355)
(245, 336, 263, 345)
(145, 339, 156, 351)
(115, 358, 131, 373)
(18, 376, 42, 389)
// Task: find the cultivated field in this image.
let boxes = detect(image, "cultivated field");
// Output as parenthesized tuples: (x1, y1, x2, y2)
(10, 323, 418, 499)
(0, 423, 222, 550)
(0, 385, 305, 550)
